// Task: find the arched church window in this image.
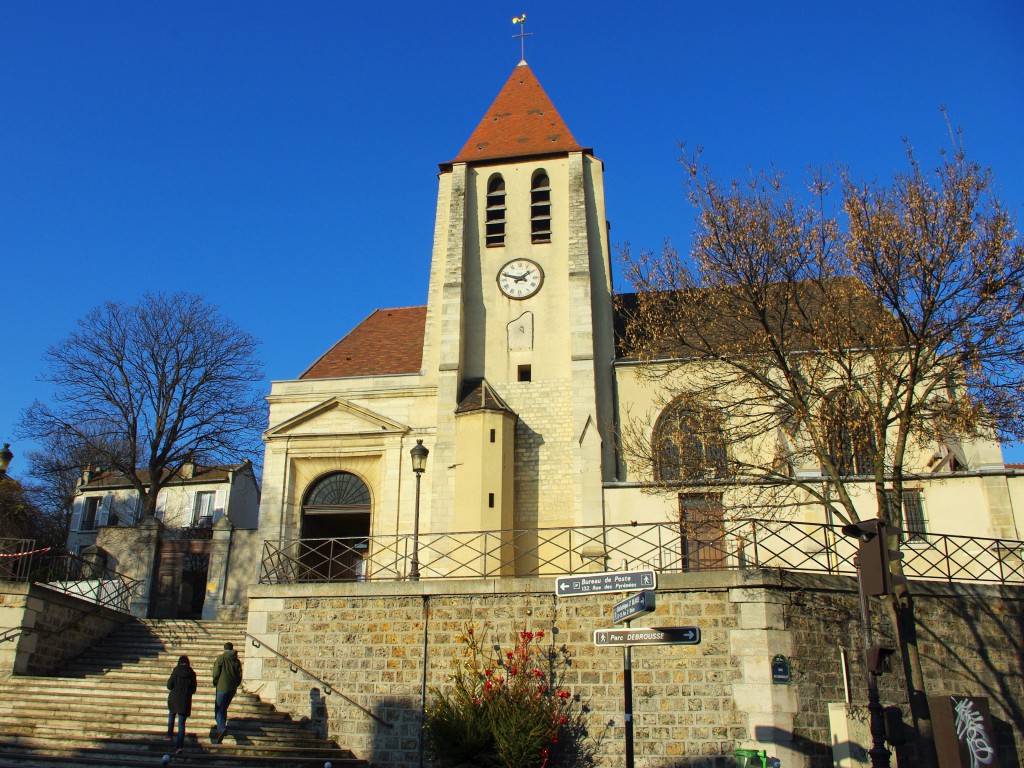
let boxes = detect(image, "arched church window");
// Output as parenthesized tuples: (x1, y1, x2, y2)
(486, 175, 506, 247)
(530, 171, 551, 244)
(653, 399, 729, 482)
(821, 390, 876, 476)
(303, 471, 371, 511)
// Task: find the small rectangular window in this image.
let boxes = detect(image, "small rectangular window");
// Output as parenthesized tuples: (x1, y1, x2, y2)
(490, 428, 496, 443)
(518, 364, 532, 382)
(80, 497, 100, 531)
(488, 493, 495, 508)
(195, 491, 216, 527)
(887, 490, 927, 543)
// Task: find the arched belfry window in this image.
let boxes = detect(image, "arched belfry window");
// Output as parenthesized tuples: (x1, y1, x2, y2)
(653, 399, 729, 483)
(821, 390, 876, 476)
(531, 171, 551, 243)
(486, 174, 506, 247)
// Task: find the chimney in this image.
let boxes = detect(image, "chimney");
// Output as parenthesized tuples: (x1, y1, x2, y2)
(182, 458, 196, 479)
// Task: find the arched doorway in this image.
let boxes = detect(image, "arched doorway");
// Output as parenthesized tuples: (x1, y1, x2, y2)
(299, 471, 372, 581)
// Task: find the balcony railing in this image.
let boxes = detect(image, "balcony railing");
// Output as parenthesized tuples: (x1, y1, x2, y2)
(259, 520, 1024, 587)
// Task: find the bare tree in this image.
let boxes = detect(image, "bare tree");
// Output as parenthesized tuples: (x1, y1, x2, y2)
(19, 292, 267, 521)
(619, 134, 1024, 765)
(19, 428, 118, 545)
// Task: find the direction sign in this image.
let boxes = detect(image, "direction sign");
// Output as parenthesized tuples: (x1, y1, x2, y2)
(612, 590, 656, 624)
(593, 626, 701, 647)
(555, 569, 657, 597)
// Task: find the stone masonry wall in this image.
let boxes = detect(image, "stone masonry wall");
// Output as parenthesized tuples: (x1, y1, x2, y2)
(245, 572, 1024, 768)
(0, 582, 129, 676)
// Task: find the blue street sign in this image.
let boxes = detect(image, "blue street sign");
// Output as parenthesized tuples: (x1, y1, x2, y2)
(555, 569, 657, 597)
(593, 626, 701, 647)
(612, 590, 657, 624)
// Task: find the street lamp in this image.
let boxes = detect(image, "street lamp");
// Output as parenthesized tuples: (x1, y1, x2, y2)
(0, 444, 13, 478)
(409, 439, 429, 581)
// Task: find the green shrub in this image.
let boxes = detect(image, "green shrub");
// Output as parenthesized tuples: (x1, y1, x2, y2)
(424, 626, 605, 768)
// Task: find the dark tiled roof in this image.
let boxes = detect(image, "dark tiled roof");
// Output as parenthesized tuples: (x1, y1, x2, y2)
(447, 63, 584, 167)
(80, 464, 241, 491)
(614, 278, 895, 361)
(455, 378, 517, 416)
(300, 306, 427, 380)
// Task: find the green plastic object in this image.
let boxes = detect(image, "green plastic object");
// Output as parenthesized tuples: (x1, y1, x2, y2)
(734, 749, 768, 768)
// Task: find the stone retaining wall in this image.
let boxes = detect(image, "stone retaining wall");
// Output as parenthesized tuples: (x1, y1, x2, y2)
(0, 582, 130, 676)
(245, 571, 1024, 768)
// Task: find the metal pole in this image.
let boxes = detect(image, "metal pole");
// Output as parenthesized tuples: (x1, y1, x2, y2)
(623, 640, 634, 768)
(410, 470, 422, 580)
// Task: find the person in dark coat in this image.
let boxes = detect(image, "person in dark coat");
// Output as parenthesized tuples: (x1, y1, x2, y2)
(211, 641, 242, 743)
(166, 655, 197, 752)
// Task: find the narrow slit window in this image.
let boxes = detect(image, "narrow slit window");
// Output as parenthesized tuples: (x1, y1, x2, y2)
(490, 428, 496, 443)
(486, 175, 506, 247)
(488, 493, 495, 508)
(531, 171, 551, 244)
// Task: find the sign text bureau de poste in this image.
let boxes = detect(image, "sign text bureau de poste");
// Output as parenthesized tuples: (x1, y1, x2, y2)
(555, 570, 657, 597)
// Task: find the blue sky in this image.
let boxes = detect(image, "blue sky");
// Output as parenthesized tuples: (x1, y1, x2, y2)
(2, 1, 1023, 472)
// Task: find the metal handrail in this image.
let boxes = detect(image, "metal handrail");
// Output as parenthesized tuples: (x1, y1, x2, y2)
(259, 520, 1024, 587)
(243, 631, 394, 728)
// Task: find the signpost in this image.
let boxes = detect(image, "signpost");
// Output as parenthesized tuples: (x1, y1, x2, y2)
(554, 569, 656, 597)
(555, 568, 701, 768)
(594, 626, 701, 647)
(612, 590, 656, 624)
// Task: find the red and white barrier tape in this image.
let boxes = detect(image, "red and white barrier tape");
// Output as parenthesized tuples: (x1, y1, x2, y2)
(0, 546, 52, 558)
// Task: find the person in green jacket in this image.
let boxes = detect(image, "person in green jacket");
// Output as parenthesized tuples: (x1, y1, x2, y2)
(211, 642, 242, 742)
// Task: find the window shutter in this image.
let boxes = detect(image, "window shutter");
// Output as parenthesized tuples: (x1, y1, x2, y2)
(96, 494, 112, 527)
(213, 490, 226, 523)
(187, 492, 197, 525)
(70, 497, 83, 533)
(155, 491, 167, 522)
(130, 492, 140, 524)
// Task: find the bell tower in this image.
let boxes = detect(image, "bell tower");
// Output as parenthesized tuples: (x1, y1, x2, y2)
(420, 62, 616, 536)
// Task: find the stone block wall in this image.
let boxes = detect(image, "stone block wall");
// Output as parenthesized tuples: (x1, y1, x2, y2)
(244, 572, 1024, 768)
(0, 582, 129, 676)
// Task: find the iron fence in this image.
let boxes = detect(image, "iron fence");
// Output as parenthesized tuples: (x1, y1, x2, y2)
(1, 544, 138, 613)
(0, 538, 38, 581)
(259, 520, 1024, 587)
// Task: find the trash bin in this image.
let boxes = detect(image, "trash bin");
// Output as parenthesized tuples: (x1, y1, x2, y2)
(735, 749, 768, 768)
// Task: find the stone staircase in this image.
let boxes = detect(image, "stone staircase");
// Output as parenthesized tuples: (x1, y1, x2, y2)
(0, 619, 366, 768)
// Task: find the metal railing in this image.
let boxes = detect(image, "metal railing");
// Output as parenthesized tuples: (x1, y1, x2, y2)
(2, 545, 138, 613)
(243, 632, 393, 728)
(259, 520, 1024, 587)
(0, 538, 39, 581)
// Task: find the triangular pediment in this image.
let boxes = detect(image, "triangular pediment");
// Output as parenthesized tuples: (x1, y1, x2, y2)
(265, 397, 409, 440)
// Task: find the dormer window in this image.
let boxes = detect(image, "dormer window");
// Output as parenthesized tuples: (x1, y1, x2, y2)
(531, 171, 551, 243)
(486, 175, 506, 247)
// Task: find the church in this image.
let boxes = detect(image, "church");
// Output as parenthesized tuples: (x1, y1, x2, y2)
(253, 58, 1023, 581)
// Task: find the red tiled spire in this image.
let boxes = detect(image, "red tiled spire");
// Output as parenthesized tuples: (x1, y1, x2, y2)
(449, 63, 584, 165)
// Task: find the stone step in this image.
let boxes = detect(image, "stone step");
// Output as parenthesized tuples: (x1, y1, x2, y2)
(0, 725, 335, 750)
(0, 744, 366, 768)
(0, 618, 359, 768)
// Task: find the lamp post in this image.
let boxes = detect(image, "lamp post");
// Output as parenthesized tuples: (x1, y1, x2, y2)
(0, 443, 13, 478)
(409, 439, 429, 581)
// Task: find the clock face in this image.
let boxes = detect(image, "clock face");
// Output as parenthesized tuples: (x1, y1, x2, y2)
(497, 259, 544, 299)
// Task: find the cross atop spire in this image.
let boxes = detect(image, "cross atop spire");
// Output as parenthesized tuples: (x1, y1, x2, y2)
(512, 14, 532, 64)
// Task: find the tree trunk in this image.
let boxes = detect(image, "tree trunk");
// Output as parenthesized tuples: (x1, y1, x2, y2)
(886, 582, 938, 768)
